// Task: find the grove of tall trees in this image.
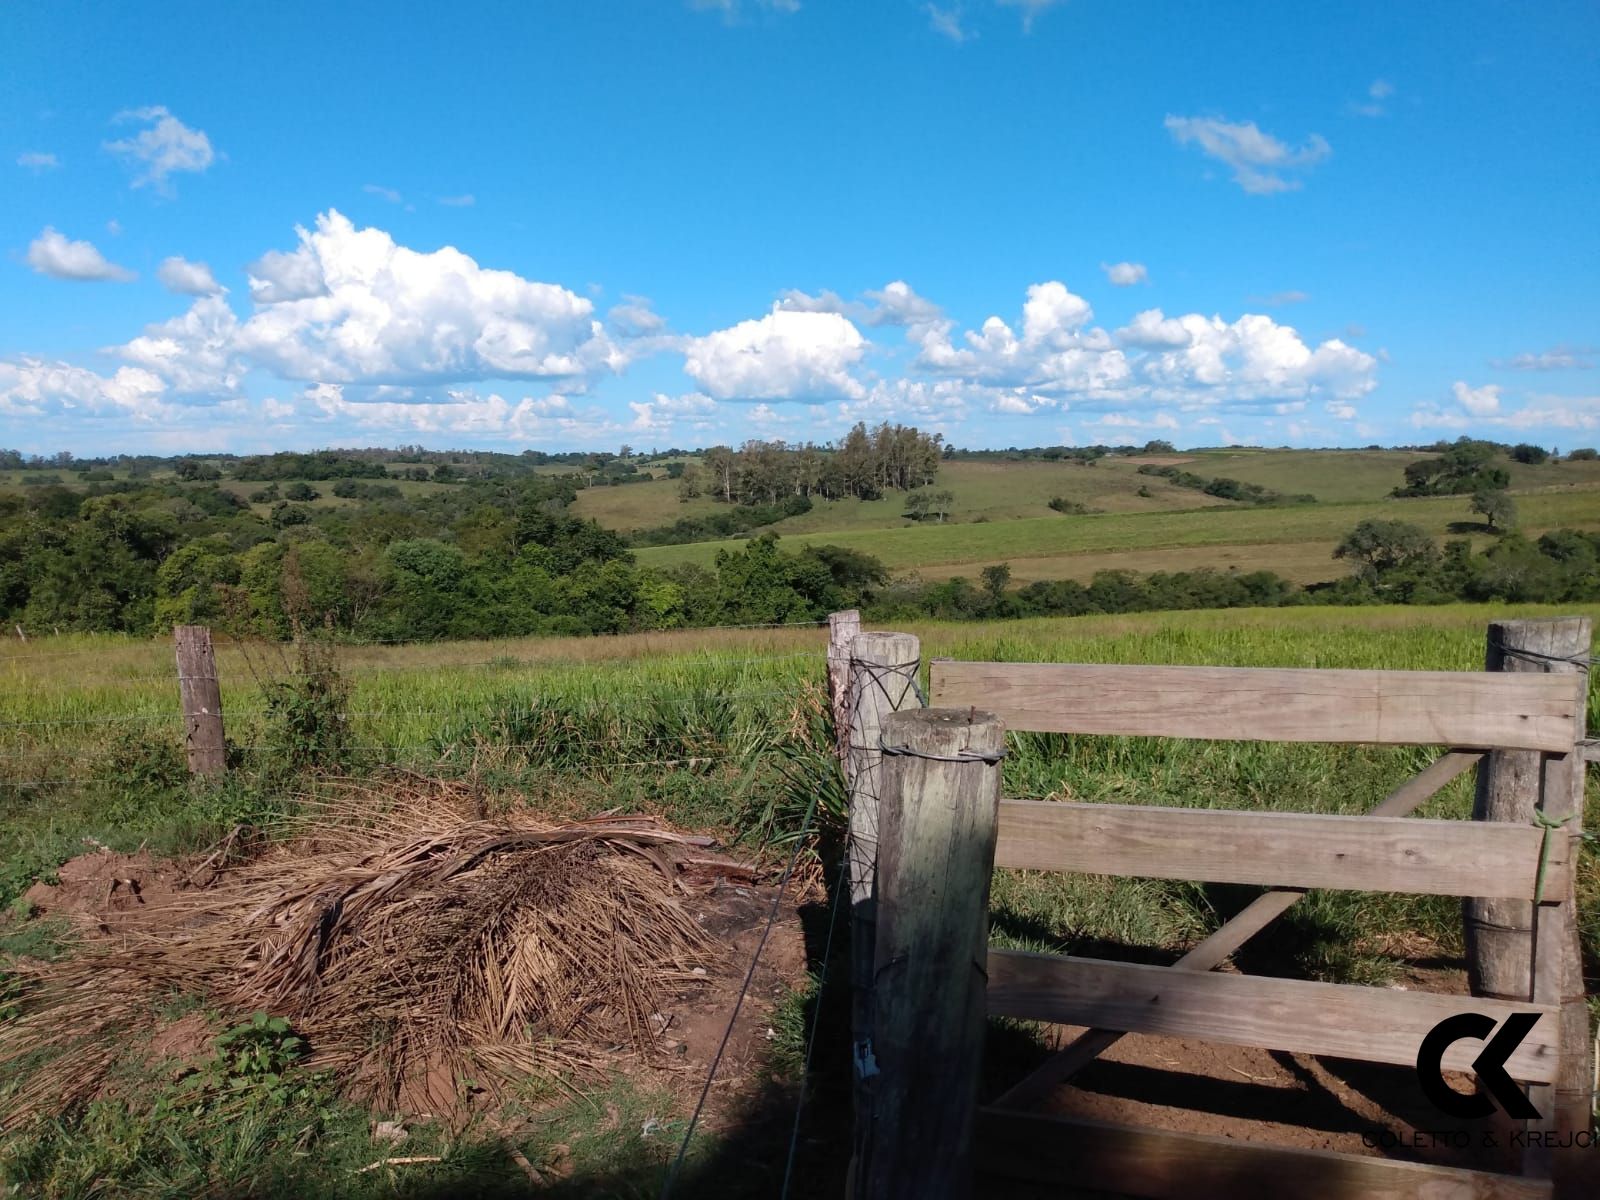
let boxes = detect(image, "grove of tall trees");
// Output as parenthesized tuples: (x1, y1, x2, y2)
(695, 422, 943, 506)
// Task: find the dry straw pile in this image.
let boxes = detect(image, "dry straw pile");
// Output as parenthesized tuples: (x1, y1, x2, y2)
(0, 778, 717, 1124)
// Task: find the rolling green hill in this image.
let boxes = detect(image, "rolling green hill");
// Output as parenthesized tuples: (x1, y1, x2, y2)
(633, 485, 1600, 584)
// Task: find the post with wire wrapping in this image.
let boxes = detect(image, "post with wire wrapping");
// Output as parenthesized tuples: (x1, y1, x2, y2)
(174, 624, 226, 778)
(1461, 616, 1592, 1191)
(844, 630, 922, 1184)
(850, 706, 1005, 1200)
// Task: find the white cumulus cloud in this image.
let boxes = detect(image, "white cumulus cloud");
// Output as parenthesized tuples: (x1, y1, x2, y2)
(1452, 381, 1501, 416)
(234, 210, 618, 386)
(913, 281, 1130, 394)
(0, 358, 170, 420)
(105, 106, 215, 193)
(116, 296, 243, 397)
(156, 256, 222, 296)
(683, 307, 867, 401)
(1164, 115, 1331, 194)
(1102, 261, 1148, 286)
(17, 151, 59, 172)
(26, 227, 136, 282)
(1120, 309, 1376, 401)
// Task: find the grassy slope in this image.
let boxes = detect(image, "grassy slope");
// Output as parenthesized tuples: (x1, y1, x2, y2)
(587, 449, 1600, 582)
(570, 458, 1234, 534)
(1187, 447, 1600, 502)
(633, 486, 1600, 575)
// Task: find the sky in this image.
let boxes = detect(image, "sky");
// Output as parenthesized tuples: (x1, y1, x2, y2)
(2, 0, 1597, 457)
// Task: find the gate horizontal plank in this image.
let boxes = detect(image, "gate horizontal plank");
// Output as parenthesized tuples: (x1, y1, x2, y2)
(994, 799, 1568, 900)
(930, 661, 1581, 751)
(977, 1110, 1551, 1200)
(987, 951, 1559, 1082)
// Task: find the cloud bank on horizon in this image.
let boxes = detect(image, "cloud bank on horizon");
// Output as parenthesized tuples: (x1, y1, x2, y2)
(4, 207, 1409, 449)
(3, 2, 1596, 455)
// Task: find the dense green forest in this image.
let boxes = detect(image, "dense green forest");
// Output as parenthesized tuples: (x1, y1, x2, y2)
(3, 431, 1599, 641)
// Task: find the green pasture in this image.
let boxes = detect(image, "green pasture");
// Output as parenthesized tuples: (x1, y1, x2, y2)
(633, 485, 1600, 573)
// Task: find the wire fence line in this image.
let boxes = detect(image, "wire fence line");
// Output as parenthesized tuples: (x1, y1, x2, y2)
(1, 651, 830, 688)
(0, 618, 832, 666)
(1, 754, 768, 790)
(0, 733, 801, 761)
(0, 688, 824, 732)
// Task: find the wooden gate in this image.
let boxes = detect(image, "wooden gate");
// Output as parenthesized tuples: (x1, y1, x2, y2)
(922, 657, 1593, 1199)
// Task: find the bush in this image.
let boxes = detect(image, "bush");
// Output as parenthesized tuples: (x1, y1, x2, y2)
(1509, 443, 1549, 465)
(631, 494, 812, 546)
(1047, 497, 1093, 514)
(259, 637, 349, 773)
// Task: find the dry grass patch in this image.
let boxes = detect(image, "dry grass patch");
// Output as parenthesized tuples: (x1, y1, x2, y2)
(0, 777, 720, 1124)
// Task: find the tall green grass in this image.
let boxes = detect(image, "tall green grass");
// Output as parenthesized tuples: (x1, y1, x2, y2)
(2, 604, 1595, 986)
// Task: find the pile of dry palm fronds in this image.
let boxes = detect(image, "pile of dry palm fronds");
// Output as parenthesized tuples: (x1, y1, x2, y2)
(0, 778, 720, 1126)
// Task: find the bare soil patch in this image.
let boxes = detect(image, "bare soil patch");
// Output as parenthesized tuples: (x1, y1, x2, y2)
(981, 965, 1522, 1198)
(21, 848, 185, 935)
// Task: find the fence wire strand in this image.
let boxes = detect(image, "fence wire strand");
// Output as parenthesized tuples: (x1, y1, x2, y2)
(659, 791, 819, 1200)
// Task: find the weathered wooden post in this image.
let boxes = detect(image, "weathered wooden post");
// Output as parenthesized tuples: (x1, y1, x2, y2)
(845, 630, 921, 1184)
(1463, 616, 1592, 1189)
(174, 624, 226, 778)
(852, 707, 1005, 1200)
(827, 609, 861, 765)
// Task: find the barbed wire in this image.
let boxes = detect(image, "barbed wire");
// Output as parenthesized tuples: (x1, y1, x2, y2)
(0, 751, 768, 789)
(0, 650, 828, 685)
(0, 687, 820, 731)
(0, 619, 830, 665)
(0, 733, 796, 760)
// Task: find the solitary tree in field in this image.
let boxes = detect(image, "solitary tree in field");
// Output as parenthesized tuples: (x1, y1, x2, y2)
(1471, 487, 1516, 532)
(1333, 519, 1437, 585)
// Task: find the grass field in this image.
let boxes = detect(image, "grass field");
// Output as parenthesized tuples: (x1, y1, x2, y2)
(3, 604, 1596, 1196)
(3, 602, 1596, 1006)
(633, 485, 1600, 575)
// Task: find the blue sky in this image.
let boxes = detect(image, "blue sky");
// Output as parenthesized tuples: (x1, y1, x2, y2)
(2, 0, 1597, 456)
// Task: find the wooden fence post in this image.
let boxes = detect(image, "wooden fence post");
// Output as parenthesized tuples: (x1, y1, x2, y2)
(1463, 617, 1592, 1189)
(845, 631, 921, 1184)
(828, 609, 861, 765)
(852, 707, 1005, 1200)
(174, 624, 226, 778)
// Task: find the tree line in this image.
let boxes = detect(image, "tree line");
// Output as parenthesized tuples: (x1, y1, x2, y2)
(0, 473, 885, 640)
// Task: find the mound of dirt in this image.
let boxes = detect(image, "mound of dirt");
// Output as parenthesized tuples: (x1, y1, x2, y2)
(0, 779, 791, 1126)
(22, 847, 184, 935)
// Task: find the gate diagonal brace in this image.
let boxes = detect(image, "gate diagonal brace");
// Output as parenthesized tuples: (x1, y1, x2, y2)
(991, 749, 1485, 1111)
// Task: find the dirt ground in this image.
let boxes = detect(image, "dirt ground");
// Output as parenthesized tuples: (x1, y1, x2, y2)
(22, 847, 187, 935)
(1014, 975, 1519, 1175)
(12, 848, 1532, 1196)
